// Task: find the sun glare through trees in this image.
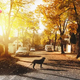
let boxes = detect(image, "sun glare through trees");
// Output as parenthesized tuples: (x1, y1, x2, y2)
(0, 1, 80, 80)
(0, 27, 3, 36)
(0, 0, 80, 59)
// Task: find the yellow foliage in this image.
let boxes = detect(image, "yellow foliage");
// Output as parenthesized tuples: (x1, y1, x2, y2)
(67, 22, 78, 34)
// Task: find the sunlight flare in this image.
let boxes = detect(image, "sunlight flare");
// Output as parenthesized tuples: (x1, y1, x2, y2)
(38, 21, 45, 33)
(31, 0, 44, 11)
(0, 27, 3, 36)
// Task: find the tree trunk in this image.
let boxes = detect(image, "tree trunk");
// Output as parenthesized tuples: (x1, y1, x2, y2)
(61, 43, 64, 53)
(61, 40, 64, 54)
(60, 33, 64, 53)
(54, 44, 56, 51)
(72, 1, 80, 58)
(54, 32, 57, 51)
(5, 43, 8, 56)
(4, 36, 9, 57)
(76, 32, 80, 58)
(76, 23, 80, 58)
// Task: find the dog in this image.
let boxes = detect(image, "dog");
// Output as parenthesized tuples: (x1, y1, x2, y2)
(30, 57, 45, 68)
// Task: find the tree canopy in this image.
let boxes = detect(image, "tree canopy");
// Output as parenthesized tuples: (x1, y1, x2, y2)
(0, 0, 40, 56)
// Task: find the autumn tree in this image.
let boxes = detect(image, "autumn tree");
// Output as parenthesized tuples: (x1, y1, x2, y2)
(43, 29, 52, 44)
(40, 33, 48, 45)
(0, 0, 35, 57)
(33, 33, 41, 46)
(12, 11, 39, 47)
(67, 22, 77, 43)
(42, 19, 60, 51)
(36, 1, 69, 53)
(40, 28, 59, 51)
(52, 0, 80, 58)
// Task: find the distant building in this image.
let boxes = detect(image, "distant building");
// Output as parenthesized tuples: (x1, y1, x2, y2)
(8, 40, 23, 53)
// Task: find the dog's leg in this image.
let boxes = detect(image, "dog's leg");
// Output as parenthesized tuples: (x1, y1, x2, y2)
(40, 64, 42, 68)
(33, 63, 35, 68)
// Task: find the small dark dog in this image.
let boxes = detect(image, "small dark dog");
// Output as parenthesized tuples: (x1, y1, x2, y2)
(30, 57, 45, 68)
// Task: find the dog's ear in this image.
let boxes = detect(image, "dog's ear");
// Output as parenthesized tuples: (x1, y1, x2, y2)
(43, 57, 45, 59)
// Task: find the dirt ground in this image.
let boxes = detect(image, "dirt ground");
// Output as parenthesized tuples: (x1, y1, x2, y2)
(0, 51, 80, 75)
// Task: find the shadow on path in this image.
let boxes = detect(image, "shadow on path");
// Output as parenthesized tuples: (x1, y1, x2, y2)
(44, 59, 80, 70)
(41, 68, 67, 71)
(0, 57, 35, 75)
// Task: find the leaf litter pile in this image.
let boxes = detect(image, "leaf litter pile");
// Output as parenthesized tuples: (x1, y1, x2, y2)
(0, 57, 33, 75)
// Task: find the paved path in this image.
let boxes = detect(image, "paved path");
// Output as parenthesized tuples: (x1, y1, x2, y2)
(0, 51, 80, 80)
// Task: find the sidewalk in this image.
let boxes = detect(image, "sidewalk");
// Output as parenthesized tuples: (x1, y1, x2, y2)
(0, 51, 80, 80)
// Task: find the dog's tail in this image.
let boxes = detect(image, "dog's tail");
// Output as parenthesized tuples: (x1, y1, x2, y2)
(28, 61, 33, 67)
(29, 63, 33, 67)
(30, 63, 32, 65)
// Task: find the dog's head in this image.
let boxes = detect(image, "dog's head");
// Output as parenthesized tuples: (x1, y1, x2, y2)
(42, 57, 45, 60)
